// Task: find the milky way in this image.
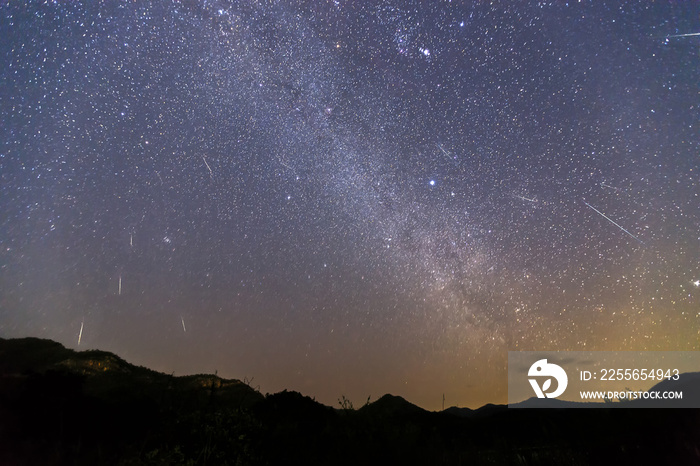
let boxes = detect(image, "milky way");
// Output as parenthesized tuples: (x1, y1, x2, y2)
(1, 1, 698, 410)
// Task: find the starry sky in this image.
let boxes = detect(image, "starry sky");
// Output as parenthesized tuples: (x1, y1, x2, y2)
(1, 0, 698, 410)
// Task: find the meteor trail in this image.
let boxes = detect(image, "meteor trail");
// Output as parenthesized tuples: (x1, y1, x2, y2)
(436, 143, 456, 163)
(203, 156, 214, 179)
(118, 275, 122, 295)
(514, 194, 537, 203)
(181, 316, 187, 333)
(583, 201, 644, 245)
(600, 182, 621, 191)
(665, 32, 700, 38)
(78, 321, 84, 345)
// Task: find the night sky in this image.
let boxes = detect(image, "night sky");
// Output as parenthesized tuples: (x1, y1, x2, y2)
(1, 1, 698, 410)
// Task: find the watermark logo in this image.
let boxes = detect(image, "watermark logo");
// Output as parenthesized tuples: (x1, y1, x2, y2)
(528, 359, 568, 398)
(509, 352, 699, 408)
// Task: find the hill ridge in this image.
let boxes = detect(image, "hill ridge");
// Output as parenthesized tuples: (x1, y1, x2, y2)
(1, 337, 699, 465)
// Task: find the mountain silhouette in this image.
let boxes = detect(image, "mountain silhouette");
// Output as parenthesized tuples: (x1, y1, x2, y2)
(1, 337, 699, 465)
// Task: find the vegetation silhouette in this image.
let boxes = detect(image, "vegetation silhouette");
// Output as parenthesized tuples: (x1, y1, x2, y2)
(1, 337, 699, 465)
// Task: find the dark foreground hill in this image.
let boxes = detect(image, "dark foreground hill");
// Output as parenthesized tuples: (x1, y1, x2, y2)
(1, 337, 699, 465)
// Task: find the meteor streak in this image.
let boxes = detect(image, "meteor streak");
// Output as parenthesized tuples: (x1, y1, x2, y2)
(583, 201, 644, 245)
(600, 182, 621, 191)
(436, 143, 456, 163)
(203, 156, 214, 178)
(78, 321, 84, 345)
(181, 316, 187, 333)
(514, 194, 537, 203)
(665, 32, 700, 38)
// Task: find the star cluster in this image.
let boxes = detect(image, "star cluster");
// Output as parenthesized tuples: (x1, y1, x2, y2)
(1, 1, 698, 410)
